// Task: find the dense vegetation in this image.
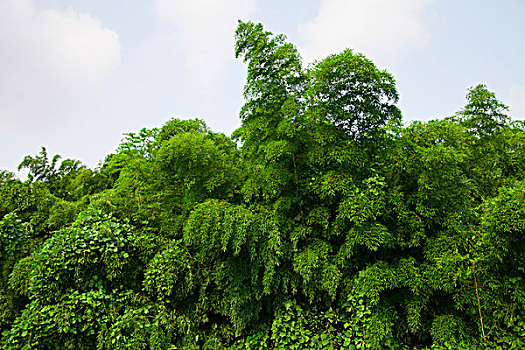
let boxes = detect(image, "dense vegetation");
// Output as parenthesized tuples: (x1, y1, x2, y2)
(1, 21, 524, 349)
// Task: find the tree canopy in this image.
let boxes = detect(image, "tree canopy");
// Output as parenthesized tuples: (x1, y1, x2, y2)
(1, 21, 524, 349)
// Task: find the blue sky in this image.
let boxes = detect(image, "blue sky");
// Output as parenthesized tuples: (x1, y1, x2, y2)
(1, 0, 524, 172)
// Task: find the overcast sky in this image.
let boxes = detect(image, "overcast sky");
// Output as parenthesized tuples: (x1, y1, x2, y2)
(1, 0, 524, 173)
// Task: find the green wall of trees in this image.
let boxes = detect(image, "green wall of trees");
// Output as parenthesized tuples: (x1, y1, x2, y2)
(1, 22, 524, 349)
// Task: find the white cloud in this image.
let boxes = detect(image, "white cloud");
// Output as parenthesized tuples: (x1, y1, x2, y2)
(155, 0, 256, 87)
(0, 0, 120, 127)
(298, 0, 434, 64)
(507, 85, 525, 120)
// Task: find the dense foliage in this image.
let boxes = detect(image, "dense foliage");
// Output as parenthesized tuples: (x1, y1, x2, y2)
(1, 21, 524, 349)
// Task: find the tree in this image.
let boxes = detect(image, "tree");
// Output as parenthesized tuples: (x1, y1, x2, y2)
(306, 49, 401, 139)
(458, 84, 510, 137)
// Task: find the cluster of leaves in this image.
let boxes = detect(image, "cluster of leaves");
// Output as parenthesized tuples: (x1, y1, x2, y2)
(1, 21, 525, 349)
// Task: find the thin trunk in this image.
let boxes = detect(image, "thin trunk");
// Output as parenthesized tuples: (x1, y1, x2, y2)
(473, 263, 486, 338)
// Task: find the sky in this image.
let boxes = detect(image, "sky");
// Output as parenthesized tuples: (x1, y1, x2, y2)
(1, 0, 524, 173)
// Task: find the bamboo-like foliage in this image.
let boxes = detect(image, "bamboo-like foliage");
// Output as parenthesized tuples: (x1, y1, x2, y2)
(0, 22, 524, 349)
